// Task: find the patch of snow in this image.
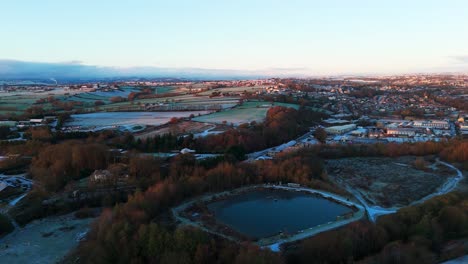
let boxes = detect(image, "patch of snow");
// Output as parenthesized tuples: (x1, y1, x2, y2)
(76, 229, 89, 241)
(267, 243, 281, 252)
(9, 193, 27, 206)
(65, 111, 210, 130)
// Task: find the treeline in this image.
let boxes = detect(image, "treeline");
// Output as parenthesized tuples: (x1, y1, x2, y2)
(308, 139, 467, 169)
(315, 141, 447, 159)
(1, 128, 115, 160)
(286, 192, 468, 264)
(0, 213, 14, 237)
(440, 141, 468, 169)
(0, 140, 46, 174)
(127, 88, 154, 101)
(30, 141, 111, 192)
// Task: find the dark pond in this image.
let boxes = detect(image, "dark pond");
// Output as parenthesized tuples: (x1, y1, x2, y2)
(207, 189, 352, 239)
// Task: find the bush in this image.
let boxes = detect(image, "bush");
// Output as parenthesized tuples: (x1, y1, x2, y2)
(0, 213, 14, 236)
(413, 157, 427, 170)
(74, 207, 96, 219)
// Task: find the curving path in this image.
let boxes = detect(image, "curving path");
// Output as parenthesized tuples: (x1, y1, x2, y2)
(172, 184, 366, 251)
(193, 124, 218, 138)
(349, 159, 464, 223)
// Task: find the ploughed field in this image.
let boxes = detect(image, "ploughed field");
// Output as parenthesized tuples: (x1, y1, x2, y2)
(326, 156, 453, 207)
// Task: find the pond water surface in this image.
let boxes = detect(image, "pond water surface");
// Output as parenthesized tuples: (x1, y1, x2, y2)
(207, 189, 352, 239)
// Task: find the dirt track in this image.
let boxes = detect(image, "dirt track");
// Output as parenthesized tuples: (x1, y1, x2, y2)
(327, 156, 457, 208)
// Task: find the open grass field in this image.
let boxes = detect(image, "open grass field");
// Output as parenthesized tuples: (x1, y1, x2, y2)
(0, 86, 181, 115)
(65, 111, 211, 130)
(152, 86, 179, 94)
(1, 86, 243, 116)
(197, 86, 267, 96)
(0, 94, 45, 110)
(78, 94, 240, 113)
(191, 101, 300, 126)
(0, 94, 54, 116)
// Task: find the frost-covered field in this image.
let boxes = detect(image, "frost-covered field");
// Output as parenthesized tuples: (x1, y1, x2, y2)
(88, 88, 138, 98)
(0, 213, 94, 264)
(65, 111, 211, 130)
(64, 87, 140, 103)
(192, 101, 299, 126)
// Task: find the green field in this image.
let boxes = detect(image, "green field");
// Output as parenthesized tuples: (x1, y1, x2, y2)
(197, 86, 267, 96)
(0, 86, 173, 115)
(0, 94, 53, 115)
(192, 101, 299, 126)
(77, 94, 240, 113)
(0, 85, 298, 121)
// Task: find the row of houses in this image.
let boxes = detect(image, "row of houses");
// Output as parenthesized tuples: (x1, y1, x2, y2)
(1, 116, 56, 128)
(412, 120, 450, 129)
(386, 128, 419, 137)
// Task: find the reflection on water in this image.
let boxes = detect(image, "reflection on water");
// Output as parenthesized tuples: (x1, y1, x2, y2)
(208, 189, 351, 239)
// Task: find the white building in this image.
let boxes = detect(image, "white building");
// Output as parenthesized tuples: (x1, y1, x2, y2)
(413, 120, 449, 129)
(325, 124, 357, 135)
(180, 148, 196, 154)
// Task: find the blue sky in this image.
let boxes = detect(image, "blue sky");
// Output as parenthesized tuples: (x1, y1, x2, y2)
(1, 0, 467, 75)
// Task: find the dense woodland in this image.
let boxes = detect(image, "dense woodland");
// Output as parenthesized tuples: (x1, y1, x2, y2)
(1, 106, 467, 263)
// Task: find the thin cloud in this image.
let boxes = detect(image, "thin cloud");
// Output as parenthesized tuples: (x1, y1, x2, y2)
(60, 60, 84, 65)
(268, 67, 309, 71)
(451, 56, 468, 64)
(0, 59, 271, 80)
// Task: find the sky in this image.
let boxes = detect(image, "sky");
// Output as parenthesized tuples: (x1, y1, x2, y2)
(1, 0, 468, 76)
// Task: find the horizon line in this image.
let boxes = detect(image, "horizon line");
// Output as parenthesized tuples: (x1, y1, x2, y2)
(0, 59, 467, 80)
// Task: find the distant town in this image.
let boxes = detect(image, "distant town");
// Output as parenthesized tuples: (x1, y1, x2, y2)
(1, 74, 467, 146)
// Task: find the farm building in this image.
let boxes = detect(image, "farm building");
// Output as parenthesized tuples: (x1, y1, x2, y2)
(349, 127, 367, 137)
(322, 118, 350, 126)
(91, 170, 113, 182)
(325, 124, 356, 135)
(29, 119, 44, 124)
